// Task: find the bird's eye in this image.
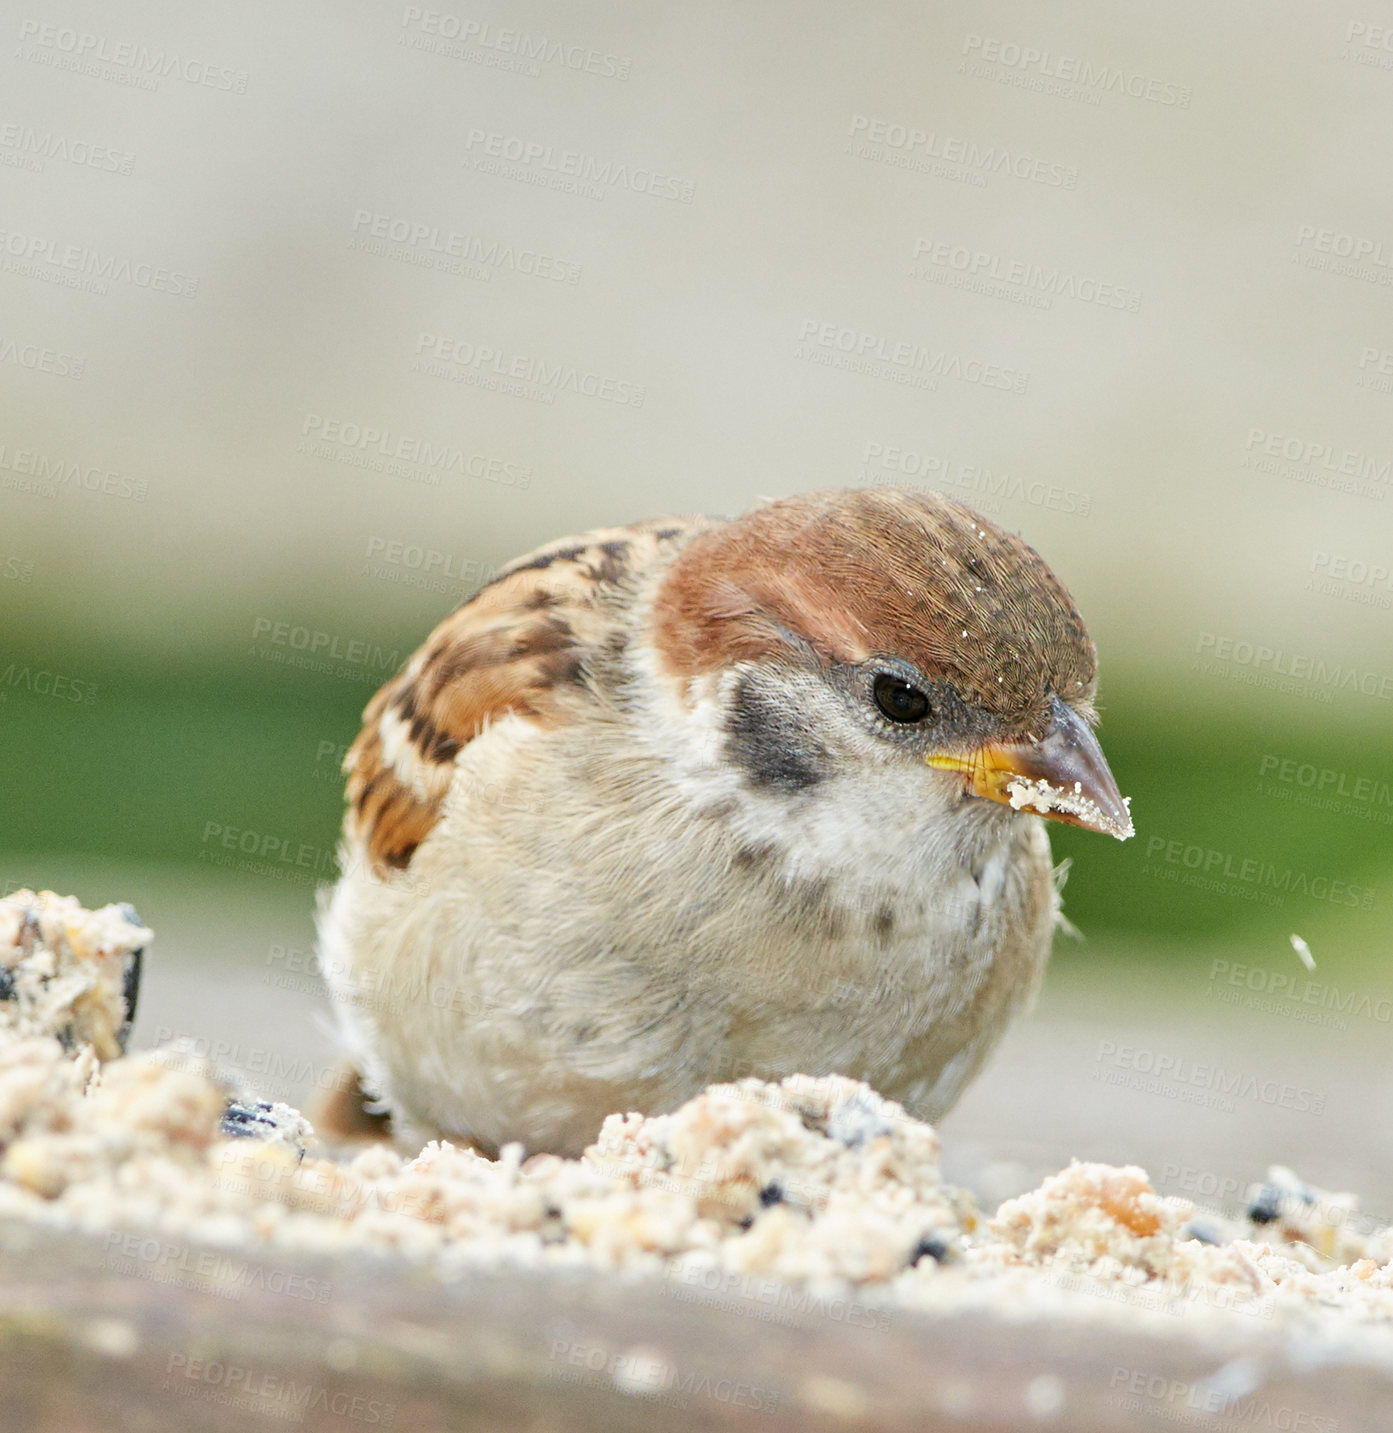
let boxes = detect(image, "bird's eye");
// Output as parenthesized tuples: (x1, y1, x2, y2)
(873, 674, 931, 723)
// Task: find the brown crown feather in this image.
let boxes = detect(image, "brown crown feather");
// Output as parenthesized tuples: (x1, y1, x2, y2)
(649, 487, 1098, 734)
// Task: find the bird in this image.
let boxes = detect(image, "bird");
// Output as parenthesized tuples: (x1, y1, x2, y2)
(314, 487, 1132, 1157)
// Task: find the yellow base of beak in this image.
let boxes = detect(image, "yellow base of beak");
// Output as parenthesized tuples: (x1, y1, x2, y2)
(926, 700, 1133, 840)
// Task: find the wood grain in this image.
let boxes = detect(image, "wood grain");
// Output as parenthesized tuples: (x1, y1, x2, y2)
(0, 1218, 1385, 1432)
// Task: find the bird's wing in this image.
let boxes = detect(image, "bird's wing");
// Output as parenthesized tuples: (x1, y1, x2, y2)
(344, 517, 711, 877)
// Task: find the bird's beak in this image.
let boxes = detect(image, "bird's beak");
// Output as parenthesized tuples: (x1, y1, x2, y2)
(926, 696, 1134, 841)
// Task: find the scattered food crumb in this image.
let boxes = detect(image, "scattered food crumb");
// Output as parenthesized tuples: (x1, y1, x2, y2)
(1290, 933, 1317, 971)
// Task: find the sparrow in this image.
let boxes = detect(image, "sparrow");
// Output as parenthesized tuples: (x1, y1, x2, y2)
(315, 487, 1131, 1156)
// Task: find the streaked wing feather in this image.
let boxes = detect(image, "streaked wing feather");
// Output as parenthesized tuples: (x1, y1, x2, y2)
(344, 517, 709, 875)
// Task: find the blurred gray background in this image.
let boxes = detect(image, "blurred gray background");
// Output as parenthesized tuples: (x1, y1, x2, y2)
(2, 1, 1391, 1216)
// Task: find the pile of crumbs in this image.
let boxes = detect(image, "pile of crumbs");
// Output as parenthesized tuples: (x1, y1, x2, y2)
(0, 888, 148, 1060)
(2, 889, 1392, 1340)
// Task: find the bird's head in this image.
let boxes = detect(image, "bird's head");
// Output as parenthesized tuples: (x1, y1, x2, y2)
(648, 486, 1132, 843)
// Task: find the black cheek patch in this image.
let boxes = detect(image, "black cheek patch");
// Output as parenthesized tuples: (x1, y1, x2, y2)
(725, 675, 829, 793)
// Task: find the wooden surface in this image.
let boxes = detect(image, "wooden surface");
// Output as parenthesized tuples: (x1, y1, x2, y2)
(0, 1218, 1388, 1432)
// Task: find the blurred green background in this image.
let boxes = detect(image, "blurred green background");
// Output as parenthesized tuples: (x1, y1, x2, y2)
(6, 629, 1386, 965)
